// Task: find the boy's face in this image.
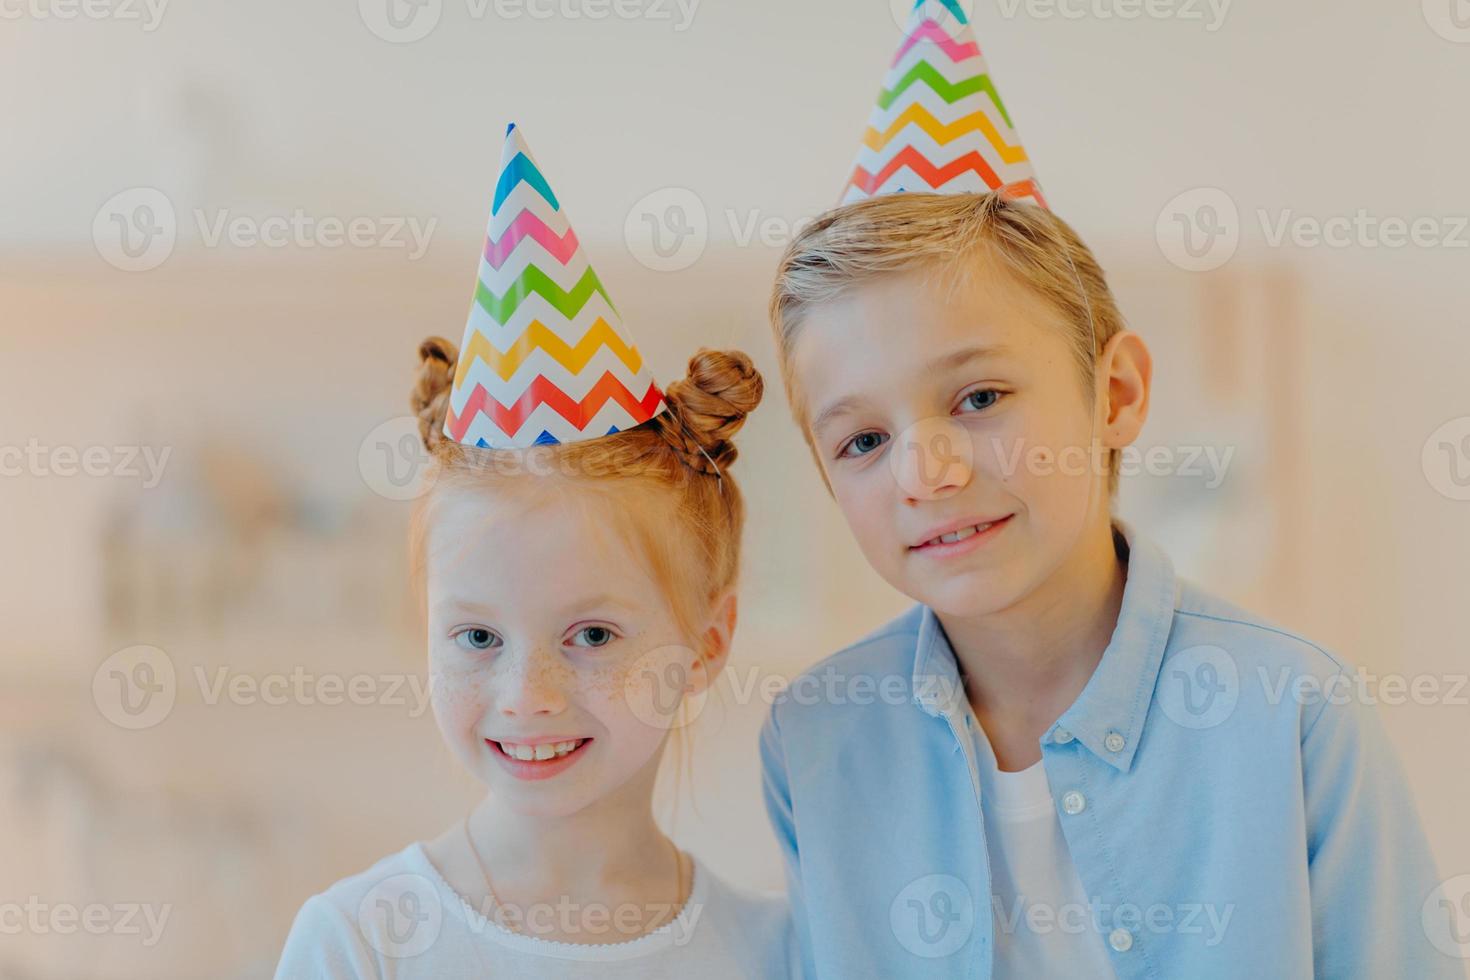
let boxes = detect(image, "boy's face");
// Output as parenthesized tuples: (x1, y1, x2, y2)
(792, 256, 1106, 619)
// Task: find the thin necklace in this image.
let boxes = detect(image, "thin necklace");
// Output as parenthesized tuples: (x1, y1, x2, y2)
(461, 812, 687, 939)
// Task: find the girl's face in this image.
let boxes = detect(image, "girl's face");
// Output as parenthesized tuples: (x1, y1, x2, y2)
(425, 483, 729, 819)
(791, 257, 1138, 620)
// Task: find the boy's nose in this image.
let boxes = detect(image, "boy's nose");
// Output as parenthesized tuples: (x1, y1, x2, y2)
(496, 648, 569, 717)
(891, 417, 974, 501)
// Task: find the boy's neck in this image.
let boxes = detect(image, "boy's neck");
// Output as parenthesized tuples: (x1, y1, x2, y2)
(937, 518, 1127, 771)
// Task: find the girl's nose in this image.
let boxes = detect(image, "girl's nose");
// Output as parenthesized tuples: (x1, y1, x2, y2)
(496, 647, 569, 717)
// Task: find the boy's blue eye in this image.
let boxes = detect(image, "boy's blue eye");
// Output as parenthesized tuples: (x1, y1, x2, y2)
(959, 388, 1002, 413)
(570, 626, 616, 648)
(838, 431, 889, 459)
(455, 628, 500, 651)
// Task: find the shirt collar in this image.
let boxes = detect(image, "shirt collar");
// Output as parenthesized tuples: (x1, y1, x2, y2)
(909, 518, 1178, 773)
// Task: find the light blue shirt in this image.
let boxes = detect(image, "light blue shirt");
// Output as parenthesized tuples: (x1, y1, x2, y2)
(760, 520, 1462, 979)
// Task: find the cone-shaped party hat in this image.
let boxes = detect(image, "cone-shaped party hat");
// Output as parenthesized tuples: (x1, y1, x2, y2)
(841, 0, 1046, 209)
(444, 124, 666, 449)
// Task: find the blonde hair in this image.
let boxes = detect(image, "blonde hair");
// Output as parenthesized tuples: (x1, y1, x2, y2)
(407, 337, 763, 652)
(769, 192, 1127, 495)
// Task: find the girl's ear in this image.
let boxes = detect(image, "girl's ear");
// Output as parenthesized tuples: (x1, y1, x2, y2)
(688, 590, 738, 695)
(1099, 329, 1153, 450)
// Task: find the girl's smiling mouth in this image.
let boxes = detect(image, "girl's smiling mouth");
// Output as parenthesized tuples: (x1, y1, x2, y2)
(486, 737, 594, 781)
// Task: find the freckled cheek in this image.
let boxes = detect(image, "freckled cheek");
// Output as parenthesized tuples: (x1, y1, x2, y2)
(429, 664, 491, 737)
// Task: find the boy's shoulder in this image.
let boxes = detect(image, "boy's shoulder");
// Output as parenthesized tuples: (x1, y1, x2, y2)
(1170, 575, 1351, 680)
(766, 604, 927, 732)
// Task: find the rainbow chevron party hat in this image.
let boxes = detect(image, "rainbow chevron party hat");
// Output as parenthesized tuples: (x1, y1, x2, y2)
(841, 0, 1046, 208)
(444, 124, 666, 449)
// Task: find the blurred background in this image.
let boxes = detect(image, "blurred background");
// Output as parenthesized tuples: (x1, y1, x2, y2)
(3, 0, 1469, 975)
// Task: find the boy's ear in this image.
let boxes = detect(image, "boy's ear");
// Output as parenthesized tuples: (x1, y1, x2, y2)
(1099, 330, 1152, 450)
(688, 589, 738, 695)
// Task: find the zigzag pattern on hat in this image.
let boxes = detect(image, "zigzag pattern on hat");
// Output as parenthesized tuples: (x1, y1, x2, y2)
(842, 0, 1046, 208)
(445, 124, 666, 449)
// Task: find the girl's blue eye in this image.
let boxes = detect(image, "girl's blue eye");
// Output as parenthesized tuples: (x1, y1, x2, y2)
(455, 628, 499, 651)
(570, 626, 616, 649)
(838, 431, 889, 459)
(959, 388, 1002, 413)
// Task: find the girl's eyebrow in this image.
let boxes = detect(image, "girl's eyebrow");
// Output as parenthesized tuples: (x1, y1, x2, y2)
(810, 395, 869, 438)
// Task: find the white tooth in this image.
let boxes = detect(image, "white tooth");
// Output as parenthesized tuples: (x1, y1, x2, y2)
(533, 743, 555, 761)
(555, 741, 575, 755)
(513, 744, 536, 761)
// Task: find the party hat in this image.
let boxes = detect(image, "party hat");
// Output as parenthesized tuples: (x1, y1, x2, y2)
(444, 124, 666, 449)
(841, 0, 1046, 209)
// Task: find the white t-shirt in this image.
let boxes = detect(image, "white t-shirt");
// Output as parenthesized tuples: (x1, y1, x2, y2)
(273, 841, 798, 979)
(975, 733, 1118, 978)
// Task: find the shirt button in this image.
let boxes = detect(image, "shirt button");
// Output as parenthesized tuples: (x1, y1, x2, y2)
(1109, 927, 1134, 952)
(1053, 728, 1074, 744)
(1061, 790, 1086, 815)
(1104, 731, 1126, 753)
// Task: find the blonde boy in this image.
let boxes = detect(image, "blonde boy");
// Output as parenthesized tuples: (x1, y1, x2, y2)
(759, 192, 1459, 979)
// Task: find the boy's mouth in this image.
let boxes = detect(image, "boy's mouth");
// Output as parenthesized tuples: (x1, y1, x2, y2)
(910, 514, 1013, 552)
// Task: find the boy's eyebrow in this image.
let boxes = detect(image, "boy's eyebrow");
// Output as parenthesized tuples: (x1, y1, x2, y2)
(809, 344, 1013, 436)
(927, 343, 1012, 373)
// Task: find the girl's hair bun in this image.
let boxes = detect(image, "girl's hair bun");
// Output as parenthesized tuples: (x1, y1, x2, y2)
(659, 348, 764, 475)
(411, 336, 459, 451)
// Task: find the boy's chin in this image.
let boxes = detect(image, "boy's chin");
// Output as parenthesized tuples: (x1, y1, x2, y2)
(903, 567, 1030, 621)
